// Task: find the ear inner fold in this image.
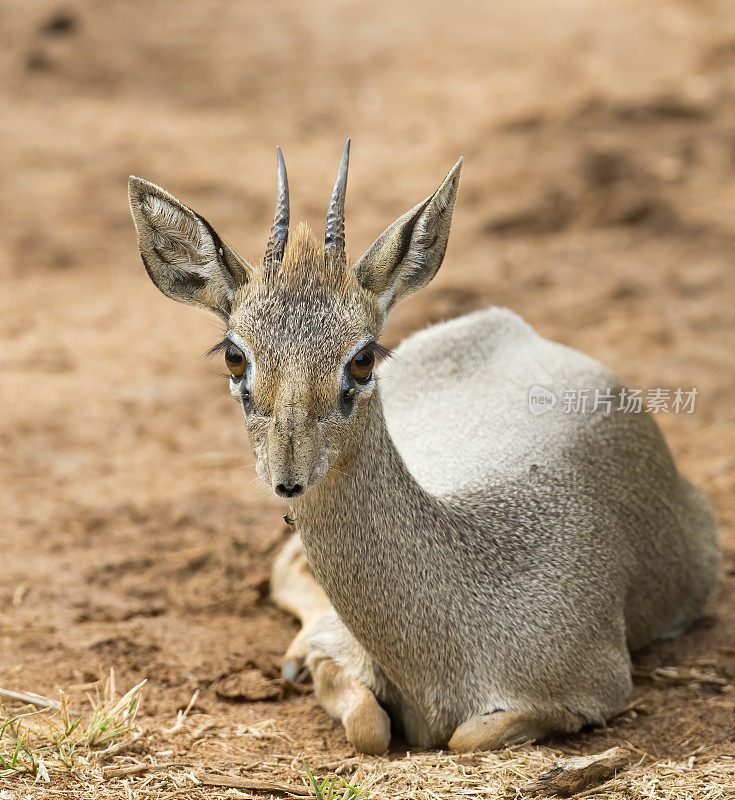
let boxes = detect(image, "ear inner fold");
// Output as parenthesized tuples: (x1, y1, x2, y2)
(128, 176, 251, 318)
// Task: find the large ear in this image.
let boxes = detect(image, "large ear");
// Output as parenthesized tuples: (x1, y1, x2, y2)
(353, 158, 462, 312)
(128, 177, 252, 319)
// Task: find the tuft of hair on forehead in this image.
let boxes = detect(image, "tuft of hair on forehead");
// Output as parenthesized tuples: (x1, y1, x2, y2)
(253, 221, 351, 294)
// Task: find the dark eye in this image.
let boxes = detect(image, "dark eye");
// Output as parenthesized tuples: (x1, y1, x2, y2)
(225, 344, 247, 377)
(350, 349, 374, 383)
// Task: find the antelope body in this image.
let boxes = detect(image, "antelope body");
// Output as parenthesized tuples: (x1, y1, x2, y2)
(129, 143, 719, 753)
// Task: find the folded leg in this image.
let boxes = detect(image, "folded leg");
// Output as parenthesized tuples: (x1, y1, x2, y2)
(448, 708, 585, 752)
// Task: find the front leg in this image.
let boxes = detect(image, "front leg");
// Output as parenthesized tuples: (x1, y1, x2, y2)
(271, 535, 391, 753)
(270, 533, 331, 680)
(305, 607, 398, 753)
(271, 532, 330, 624)
(307, 653, 391, 754)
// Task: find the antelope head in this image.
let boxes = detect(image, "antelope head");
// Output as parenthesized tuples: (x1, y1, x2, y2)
(129, 143, 461, 497)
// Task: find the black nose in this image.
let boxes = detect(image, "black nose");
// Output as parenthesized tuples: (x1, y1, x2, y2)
(275, 482, 304, 498)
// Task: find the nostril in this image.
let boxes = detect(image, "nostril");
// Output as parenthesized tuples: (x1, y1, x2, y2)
(275, 483, 304, 498)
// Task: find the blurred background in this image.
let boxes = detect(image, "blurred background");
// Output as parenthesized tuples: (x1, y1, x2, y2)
(0, 0, 733, 763)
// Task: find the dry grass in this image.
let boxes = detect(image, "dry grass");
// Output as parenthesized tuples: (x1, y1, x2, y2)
(1, 693, 733, 800)
(340, 747, 735, 800)
(0, 670, 144, 784)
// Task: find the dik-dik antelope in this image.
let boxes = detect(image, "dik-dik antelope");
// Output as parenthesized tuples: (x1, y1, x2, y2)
(128, 142, 719, 754)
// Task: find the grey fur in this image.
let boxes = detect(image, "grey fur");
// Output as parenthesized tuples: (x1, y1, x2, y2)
(296, 307, 720, 746)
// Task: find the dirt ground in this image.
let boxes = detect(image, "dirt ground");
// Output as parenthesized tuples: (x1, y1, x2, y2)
(1, 0, 733, 797)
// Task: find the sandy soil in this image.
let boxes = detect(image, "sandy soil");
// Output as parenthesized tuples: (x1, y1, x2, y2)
(1, 0, 733, 796)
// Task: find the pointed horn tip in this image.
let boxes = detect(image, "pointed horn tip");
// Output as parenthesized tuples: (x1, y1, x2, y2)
(275, 147, 289, 193)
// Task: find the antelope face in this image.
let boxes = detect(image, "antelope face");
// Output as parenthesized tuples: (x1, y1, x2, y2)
(221, 239, 387, 497)
(129, 142, 461, 498)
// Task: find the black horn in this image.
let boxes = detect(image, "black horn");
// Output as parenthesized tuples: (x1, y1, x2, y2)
(264, 146, 290, 267)
(325, 139, 350, 264)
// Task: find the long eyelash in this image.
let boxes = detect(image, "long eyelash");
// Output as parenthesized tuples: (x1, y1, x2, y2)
(366, 342, 394, 360)
(204, 339, 230, 359)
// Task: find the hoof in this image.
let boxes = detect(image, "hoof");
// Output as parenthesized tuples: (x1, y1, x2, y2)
(283, 657, 310, 684)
